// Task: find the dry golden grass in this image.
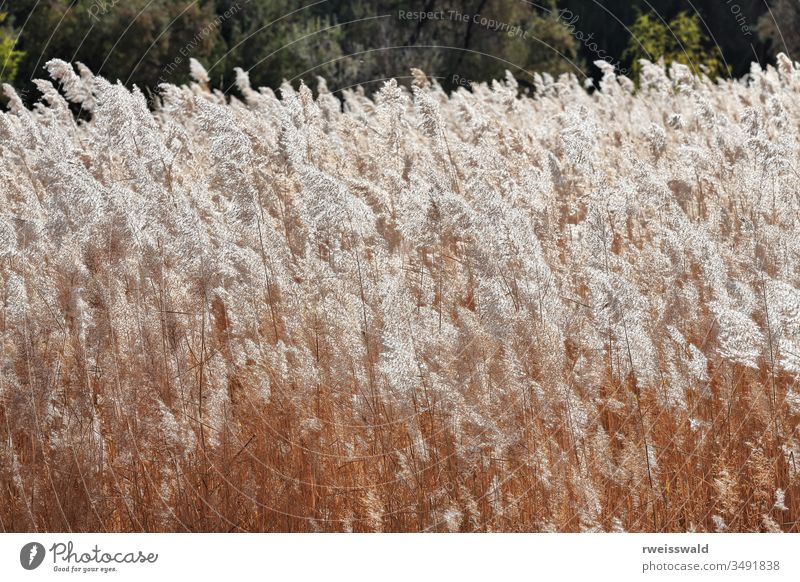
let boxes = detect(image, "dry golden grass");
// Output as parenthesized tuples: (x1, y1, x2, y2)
(1, 58, 799, 532)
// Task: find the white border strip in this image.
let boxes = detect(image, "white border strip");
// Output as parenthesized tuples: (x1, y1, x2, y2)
(1, 533, 798, 581)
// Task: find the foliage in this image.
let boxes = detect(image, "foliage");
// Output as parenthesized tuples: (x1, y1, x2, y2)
(1, 57, 799, 532)
(0, 1, 788, 100)
(6, 0, 223, 97)
(0, 12, 24, 86)
(624, 11, 728, 81)
(563, 0, 769, 78)
(3, 0, 579, 99)
(213, 0, 578, 95)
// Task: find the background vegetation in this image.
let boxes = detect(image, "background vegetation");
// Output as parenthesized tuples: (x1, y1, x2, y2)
(0, 0, 794, 103)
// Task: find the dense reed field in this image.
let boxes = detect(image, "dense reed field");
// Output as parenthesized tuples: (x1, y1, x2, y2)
(1, 57, 799, 532)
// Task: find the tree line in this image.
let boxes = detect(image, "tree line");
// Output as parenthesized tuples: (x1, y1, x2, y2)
(0, 0, 796, 102)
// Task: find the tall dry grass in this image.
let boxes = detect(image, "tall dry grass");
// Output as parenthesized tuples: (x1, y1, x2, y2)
(0, 57, 799, 532)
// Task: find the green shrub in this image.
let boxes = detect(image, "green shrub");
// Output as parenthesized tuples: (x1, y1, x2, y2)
(624, 11, 728, 81)
(0, 12, 24, 85)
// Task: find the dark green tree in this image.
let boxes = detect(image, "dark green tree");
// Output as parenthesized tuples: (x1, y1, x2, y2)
(8, 1, 223, 100)
(212, 0, 579, 95)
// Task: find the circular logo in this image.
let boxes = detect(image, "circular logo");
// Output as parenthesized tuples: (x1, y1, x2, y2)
(20, 542, 46, 570)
